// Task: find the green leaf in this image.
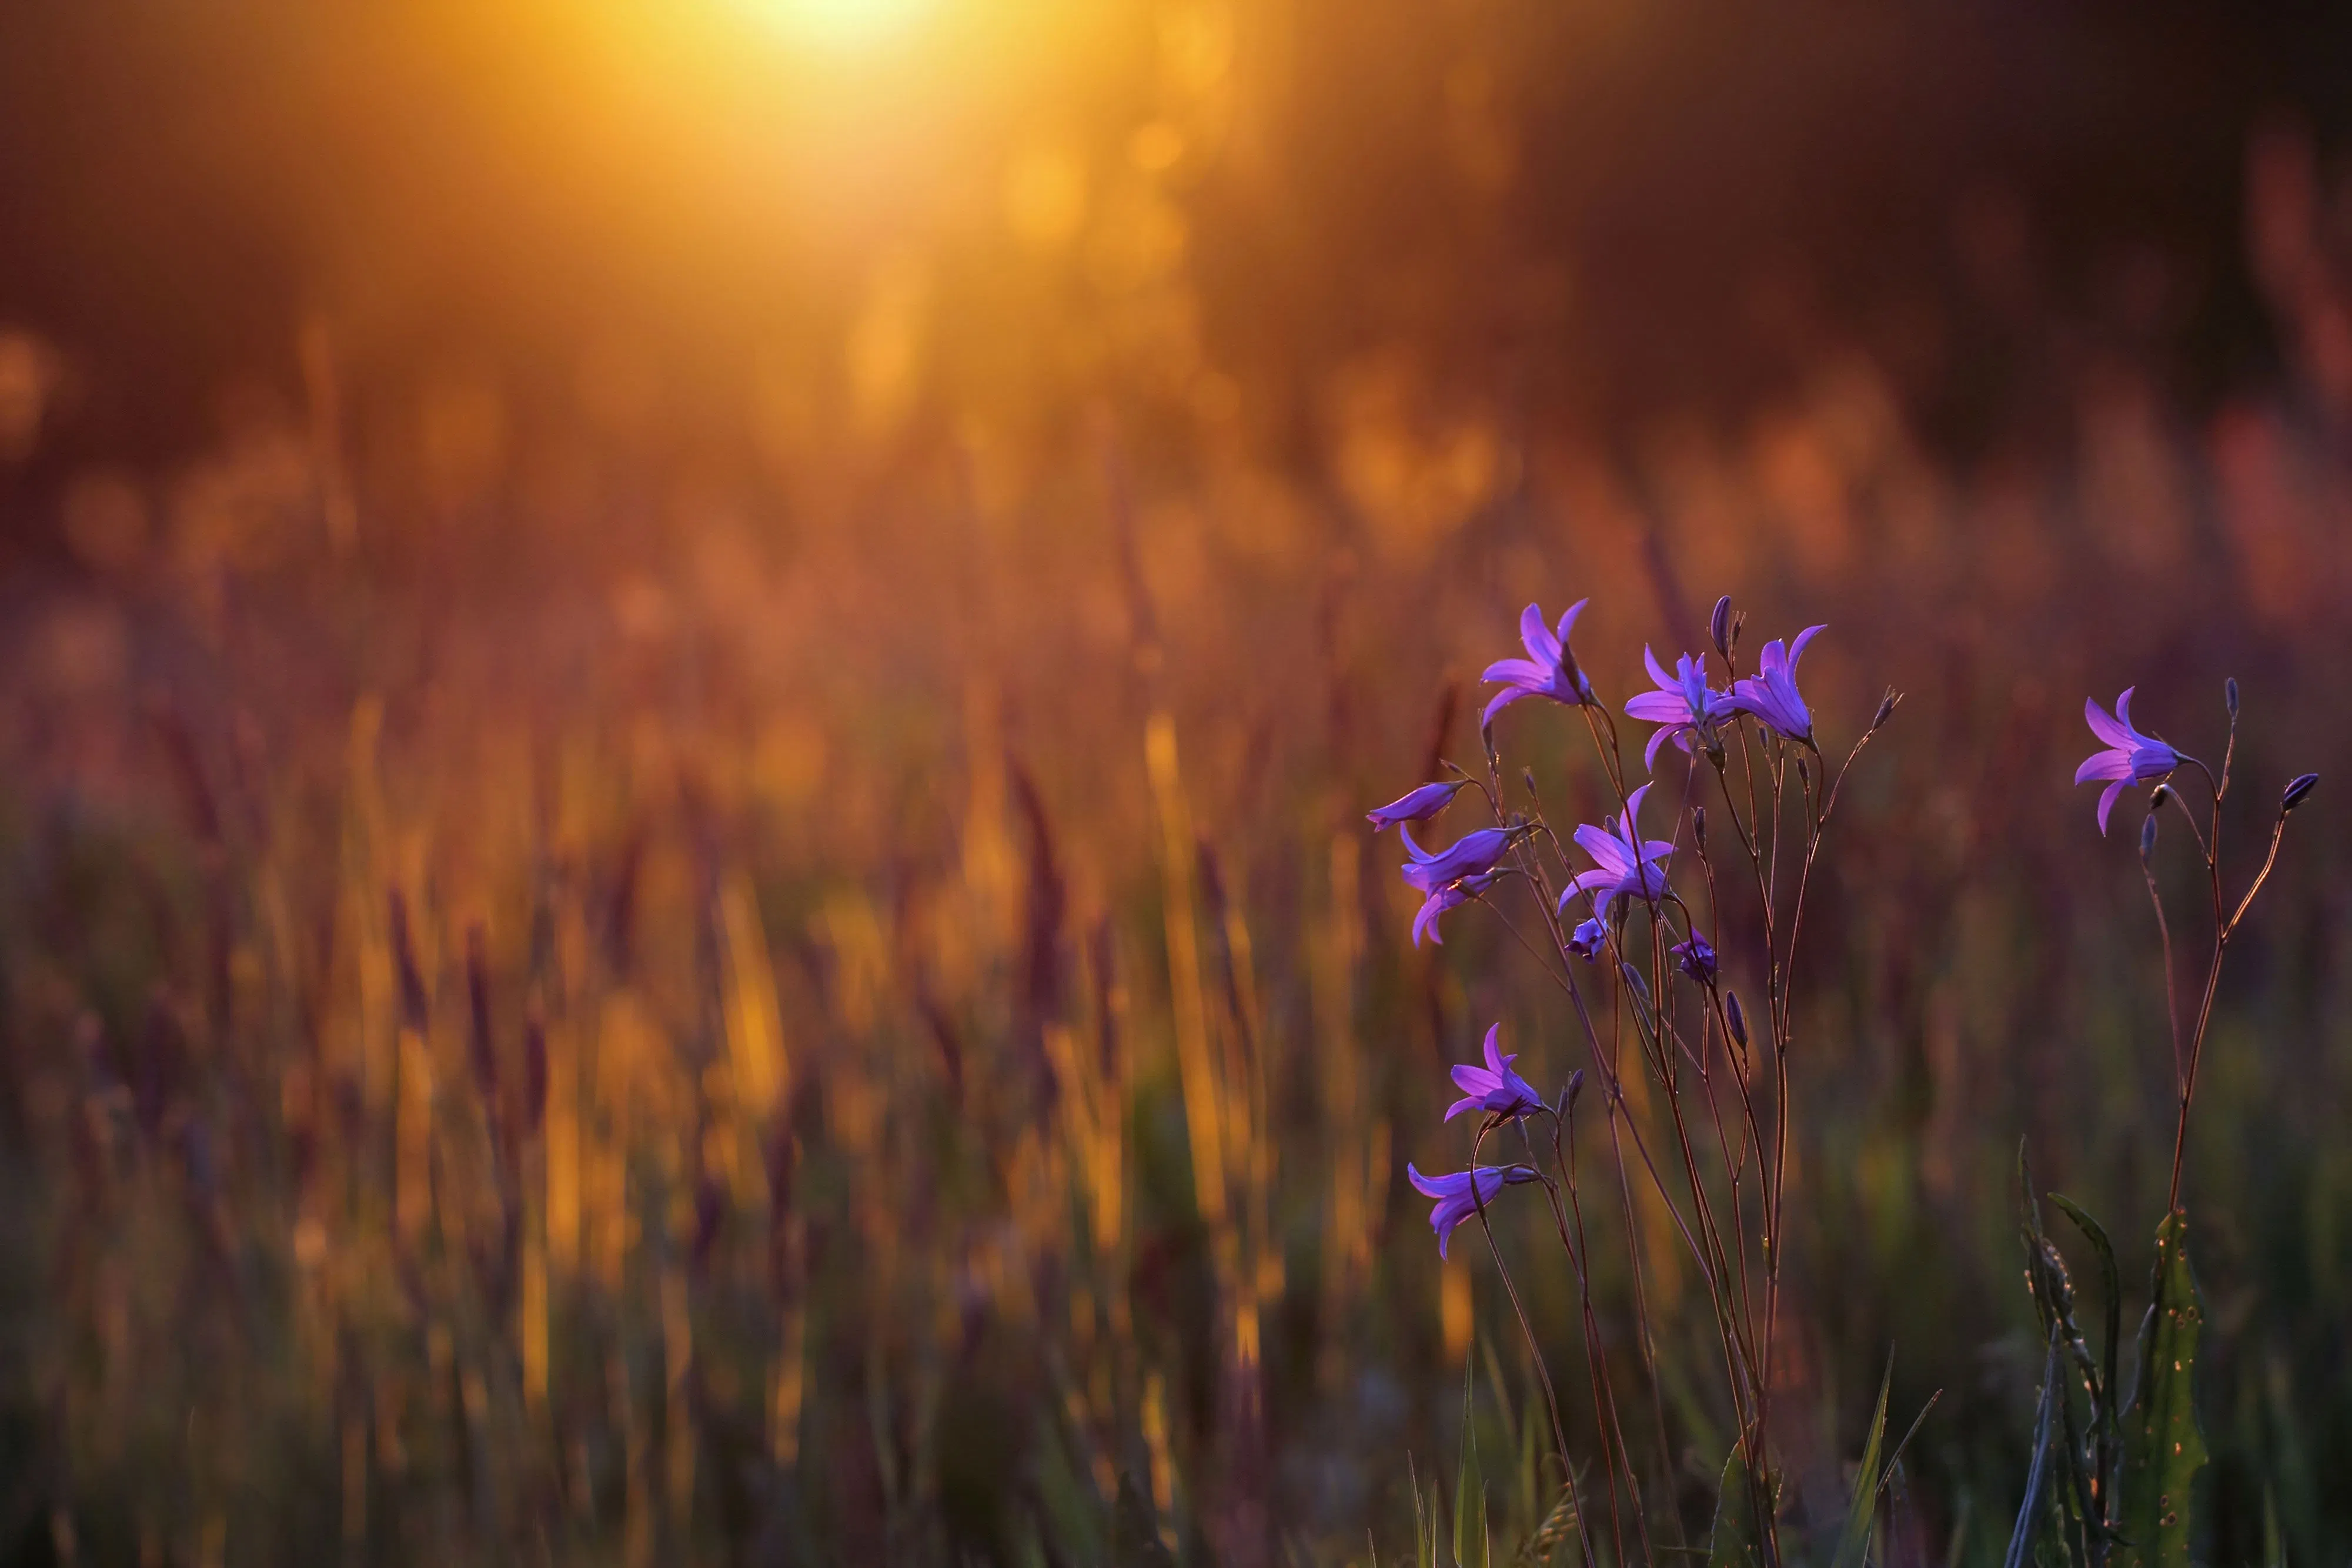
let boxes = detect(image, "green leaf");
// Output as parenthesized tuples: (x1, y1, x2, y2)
(2112, 1211, 2207, 1568)
(1709, 1443, 1762, 1568)
(1829, 1355, 1895, 1568)
(1111, 1471, 1177, 1568)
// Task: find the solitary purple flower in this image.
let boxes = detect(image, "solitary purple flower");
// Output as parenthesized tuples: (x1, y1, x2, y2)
(1406, 1163, 1542, 1258)
(1672, 931, 1717, 984)
(1625, 648, 1734, 768)
(2074, 687, 2181, 835)
(1728, 626, 1827, 745)
(1566, 918, 1606, 961)
(1411, 871, 1501, 947)
(1481, 600, 1595, 725)
(1445, 1024, 1545, 1123)
(1367, 780, 1468, 833)
(1558, 783, 1675, 921)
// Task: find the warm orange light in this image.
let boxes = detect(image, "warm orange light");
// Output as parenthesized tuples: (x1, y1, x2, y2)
(735, 0, 935, 51)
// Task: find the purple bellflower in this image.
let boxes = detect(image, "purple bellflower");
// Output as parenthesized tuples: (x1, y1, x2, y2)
(1481, 600, 1595, 726)
(1406, 1164, 1542, 1259)
(2075, 687, 2181, 834)
(1445, 1024, 1545, 1123)
(1728, 626, 1827, 745)
(1625, 647, 1734, 768)
(1411, 871, 1501, 947)
(1558, 783, 1675, 922)
(1399, 824, 1515, 947)
(1566, 918, 1606, 961)
(1672, 931, 1718, 984)
(1367, 780, 1468, 833)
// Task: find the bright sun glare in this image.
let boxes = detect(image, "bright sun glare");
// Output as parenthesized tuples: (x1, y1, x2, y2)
(739, 0, 935, 50)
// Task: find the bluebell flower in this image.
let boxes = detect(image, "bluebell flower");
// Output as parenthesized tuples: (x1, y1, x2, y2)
(1558, 783, 1673, 922)
(1445, 1024, 1545, 1123)
(2074, 687, 2180, 835)
(1482, 600, 1595, 725)
(1366, 780, 1468, 833)
(1671, 931, 1717, 984)
(1625, 648, 1733, 768)
(1728, 626, 1826, 745)
(1566, 917, 1606, 961)
(1406, 1164, 1542, 1258)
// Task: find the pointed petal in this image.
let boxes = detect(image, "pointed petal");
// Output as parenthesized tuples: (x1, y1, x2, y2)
(1444, 1095, 1484, 1122)
(1643, 724, 1673, 770)
(2113, 686, 2136, 731)
(1623, 783, 1652, 824)
(1556, 599, 1589, 648)
(1482, 686, 1530, 726)
(1483, 1023, 1506, 1074)
(2083, 696, 2132, 748)
(1573, 824, 1631, 872)
(1789, 624, 1826, 667)
(2076, 748, 2132, 784)
(1642, 644, 1673, 689)
(1482, 657, 1546, 686)
(1624, 691, 1691, 724)
(1519, 603, 1559, 665)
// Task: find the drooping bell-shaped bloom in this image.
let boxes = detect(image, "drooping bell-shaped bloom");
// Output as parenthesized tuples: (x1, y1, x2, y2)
(1625, 647, 1734, 768)
(1671, 931, 1718, 984)
(1558, 783, 1675, 922)
(2074, 687, 2181, 835)
(1406, 1163, 1543, 1258)
(1445, 1024, 1545, 1123)
(1728, 626, 1827, 745)
(1481, 600, 1596, 726)
(1401, 824, 1515, 947)
(1566, 918, 1606, 961)
(1411, 871, 1501, 947)
(1367, 780, 1468, 833)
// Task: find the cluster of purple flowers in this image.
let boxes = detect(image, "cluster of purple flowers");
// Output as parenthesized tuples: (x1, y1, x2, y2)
(1375, 594, 1836, 1253)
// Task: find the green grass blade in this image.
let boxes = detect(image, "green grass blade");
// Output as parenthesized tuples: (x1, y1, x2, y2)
(1456, 1357, 1489, 1568)
(1830, 1353, 1895, 1568)
(2004, 1330, 2063, 1568)
(2112, 1211, 2207, 1568)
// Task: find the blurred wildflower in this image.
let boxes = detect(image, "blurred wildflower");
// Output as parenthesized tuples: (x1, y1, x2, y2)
(1482, 600, 1595, 724)
(1728, 626, 1827, 745)
(1558, 783, 1673, 921)
(1406, 1164, 1541, 1258)
(1672, 931, 1718, 984)
(1445, 1024, 1545, 1124)
(1566, 917, 1606, 961)
(1367, 780, 1468, 831)
(1626, 647, 1733, 767)
(2074, 687, 2181, 834)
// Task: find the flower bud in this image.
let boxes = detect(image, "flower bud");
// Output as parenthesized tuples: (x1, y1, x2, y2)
(2149, 783, 2170, 811)
(2225, 677, 2240, 720)
(1561, 1068, 1586, 1119)
(1619, 961, 1651, 1005)
(1725, 989, 1748, 1048)
(1796, 756, 1810, 789)
(1522, 767, 1539, 802)
(2139, 814, 2158, 864)
(1709, 595, 1733, 658)
(1692, 805, 1708, 851)
(1870, 689, 1902, 733)
(2283, 772, 2320, 813)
